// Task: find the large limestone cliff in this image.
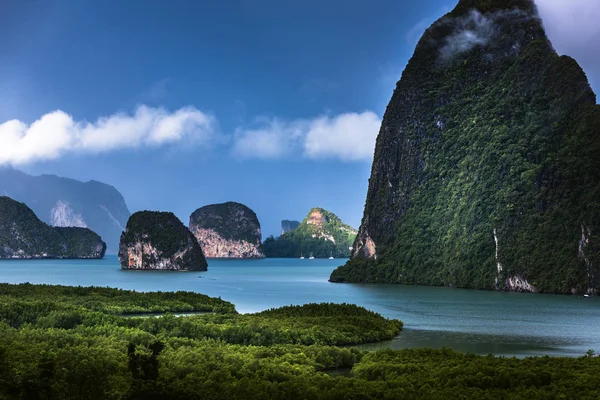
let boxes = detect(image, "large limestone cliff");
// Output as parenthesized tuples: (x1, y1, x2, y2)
(330, 0, 600, 295)
(0, 196, 106, 259)
(189, 202, 264, 258)
(119, 211, 207, 271)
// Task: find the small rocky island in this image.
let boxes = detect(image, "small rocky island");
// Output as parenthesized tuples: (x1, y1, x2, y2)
(119, 211, 207, 271)
(189, 202, 265, 258)
(263, 208, 357, 258)
(0, 196, 106, 259)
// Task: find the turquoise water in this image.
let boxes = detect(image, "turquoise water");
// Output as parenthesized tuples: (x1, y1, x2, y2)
(1, 256, 598, 357)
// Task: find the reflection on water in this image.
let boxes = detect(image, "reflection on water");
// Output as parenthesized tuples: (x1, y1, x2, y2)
(354, 329, 584, 358)
(0, 256, 599, 357)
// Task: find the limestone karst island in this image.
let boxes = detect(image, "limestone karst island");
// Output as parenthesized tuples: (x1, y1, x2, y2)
(189, 202, 265, 259)
(118, 211, 208, 271)
(330, 0, 600, 296)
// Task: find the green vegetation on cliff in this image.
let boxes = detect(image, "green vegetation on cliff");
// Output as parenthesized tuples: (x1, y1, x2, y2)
(263, 208, 357, 258)
(0, 196, 106, 259)
(0, 283, 598, 399)
(331, 0, 600, 294)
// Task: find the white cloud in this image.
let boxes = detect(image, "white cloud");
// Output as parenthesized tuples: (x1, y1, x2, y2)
(536, 0, 600, 93)
(536, 0, 600, 46)
(232, 118, 305, 159)
(0, 105, 216, 165)
(232, 112, 381, 162)
(303, 112, 381, 161)
(437, 9, 532, 62)
(438, 10, 495, 61)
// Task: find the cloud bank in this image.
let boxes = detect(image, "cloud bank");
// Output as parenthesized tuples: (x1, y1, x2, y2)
(0, 106, 216, 165)
(0, 107, 381, 165)
(536, 0, 600, 94)
(232, 111, 381, 162)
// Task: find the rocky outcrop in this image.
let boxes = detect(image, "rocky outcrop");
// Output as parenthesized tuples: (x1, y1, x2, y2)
(189, 202, 264, 258)
(51, 200, 87, 228)
(0, 196, 106, 259)
(0, 168, 130, 253)
(330, 0, 600, 294)
(119, 211, 207, 271)
(281, 220, 300, 234)
(505, 276, 538, 293)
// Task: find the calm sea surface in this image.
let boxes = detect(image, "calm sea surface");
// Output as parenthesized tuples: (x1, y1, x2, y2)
(1, 256, 598, 358)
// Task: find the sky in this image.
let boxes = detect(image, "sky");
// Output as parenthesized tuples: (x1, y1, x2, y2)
(0, 0, 598, 238)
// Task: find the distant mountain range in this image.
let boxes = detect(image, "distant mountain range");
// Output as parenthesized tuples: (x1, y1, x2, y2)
(281, 220, 300, 234)
(0, 168, 130, 253)
(0, 196, 106, 259)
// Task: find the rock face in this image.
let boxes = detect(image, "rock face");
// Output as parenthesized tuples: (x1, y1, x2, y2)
(0, 168, 130, 253)
(119, 211, 207, 271)
(189, 202, 264, 258)
(281, 220, 300, 234)
(263, 208, 357, 258)
(0, 196, 106, 259)
(330, 0, 600, 295)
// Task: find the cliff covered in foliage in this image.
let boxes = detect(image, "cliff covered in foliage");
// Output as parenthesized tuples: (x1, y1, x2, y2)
(330, 0, 600, 295)
(0, 196, 106, 259)
(263, 208, 357, 258)
(189, 202, 264, 258)
(119, 211, 207, 271)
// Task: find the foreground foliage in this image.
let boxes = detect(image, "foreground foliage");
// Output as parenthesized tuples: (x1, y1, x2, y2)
(0, 283, 236, 321)
(0, 283, 598, 399)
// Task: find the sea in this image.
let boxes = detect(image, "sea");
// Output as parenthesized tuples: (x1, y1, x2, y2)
(1, 256, 599, 358)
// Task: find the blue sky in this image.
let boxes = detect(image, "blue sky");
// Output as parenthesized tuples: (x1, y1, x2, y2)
(0, 0, 598, 238)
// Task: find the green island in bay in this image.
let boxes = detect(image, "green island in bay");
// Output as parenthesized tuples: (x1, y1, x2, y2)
(263, 208, 358, 259)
